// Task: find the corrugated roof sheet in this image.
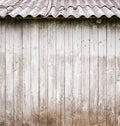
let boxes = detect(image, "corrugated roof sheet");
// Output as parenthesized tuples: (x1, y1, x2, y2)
(0, 0, 120, 18)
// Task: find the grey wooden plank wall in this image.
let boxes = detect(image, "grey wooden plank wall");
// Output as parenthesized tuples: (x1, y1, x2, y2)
(0, 19, 120, 126)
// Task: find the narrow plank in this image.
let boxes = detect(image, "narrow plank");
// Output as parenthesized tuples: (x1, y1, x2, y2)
(106, 21, 116, 126)
(80, 20, 90, 126)
(89, 22, 98, 126)
(0, 21, 6, 125)
(72, 20, 82, 126)
(5, 21, 14, 126)
(56, 20, 65, 126)
(98, 22, 107, 126)
(30, 21, 39, 126)
(47, 20, 57, 126)
(22, 21, 32, 125)
(39, 21, 48, 126)
(13, 21, 23, 126)
(64, 20, 73, 126)
(116, 21, 120, 126)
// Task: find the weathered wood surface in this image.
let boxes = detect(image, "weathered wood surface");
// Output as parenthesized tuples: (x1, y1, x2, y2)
(0, 19, 120, 126)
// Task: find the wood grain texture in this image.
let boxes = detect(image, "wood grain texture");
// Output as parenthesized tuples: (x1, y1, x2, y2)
(0, 19, 119, 126)
(39, 21, 48, 126)
(5, 21, 14, 126)
(72, 20, 82, 126)
(64, 20, 73, 126)
(47, 20, 57, 126)
(13, 21, 23, 126)
(106, 21, 116, 126)
(116, 22, 120, 126)
(98, 22, 107, 126)
(30, 21, 39, 126)
(22, 21, 32, 125)
(89, 22, 98, 126)
(81, 20, 90, 126)
(0, 21, 6, 125)
(56, 20, 65, 126)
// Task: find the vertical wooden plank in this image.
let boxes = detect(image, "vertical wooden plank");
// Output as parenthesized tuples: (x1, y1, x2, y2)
(80, 20, 90, 126)
(0, 21, 6, 125)
(116, 21, 120, 126)
(5, 21, 14, 126)
(98, 22, 107, 126)
(106, 21, 116, 126)
(64, 20, 73, 126)
(72, 20, 82, 126)
(89, 22, 98, 126)
(30, 21, 39, 126)
(22, 21, 32, 125)
(47, 20, 57, 126)
(56, 20, 65, 126)
(39, 20, 48, 126)
(13, 21, 23, 126)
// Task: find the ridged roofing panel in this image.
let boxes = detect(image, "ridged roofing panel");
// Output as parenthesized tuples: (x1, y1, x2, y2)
(0, 0, 120, 18)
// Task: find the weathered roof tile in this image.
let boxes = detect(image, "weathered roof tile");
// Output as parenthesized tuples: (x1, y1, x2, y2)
(0, 0, 120, 18)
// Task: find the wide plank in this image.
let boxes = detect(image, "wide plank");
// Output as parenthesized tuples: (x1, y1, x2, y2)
(30, 21, 39, 126)
(13, 21, 23, 126)
(80, 20, 90, 126)
(106, 21, 116, 126)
